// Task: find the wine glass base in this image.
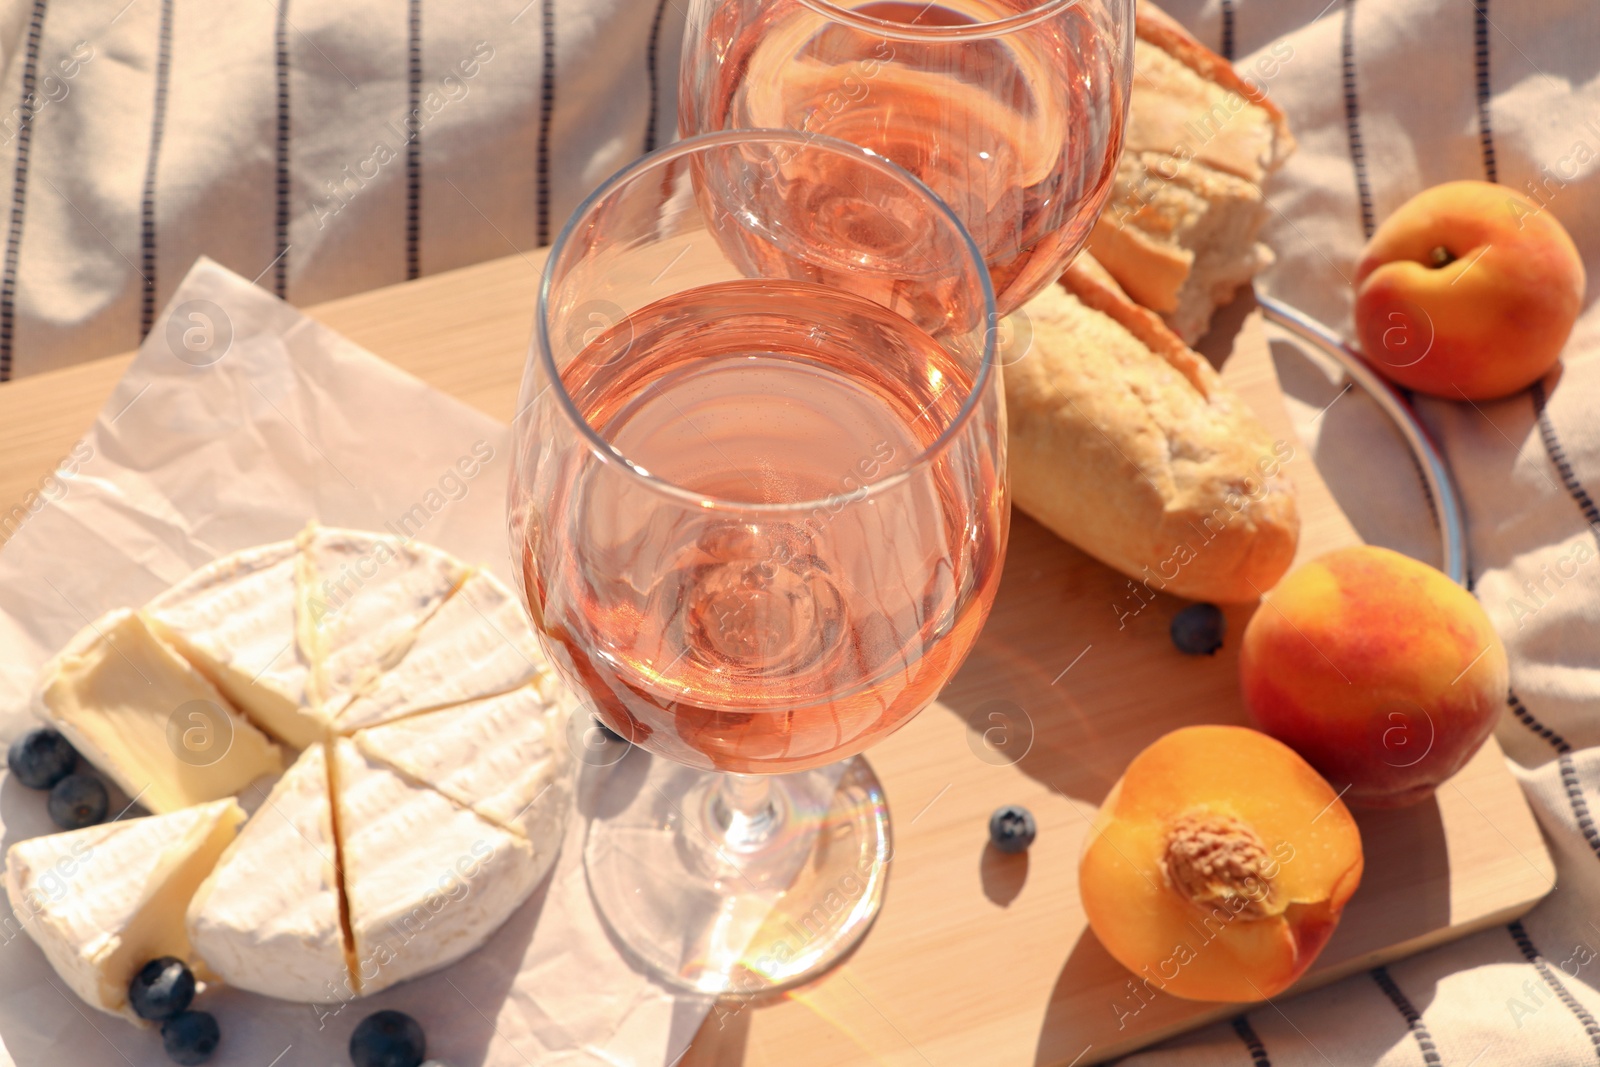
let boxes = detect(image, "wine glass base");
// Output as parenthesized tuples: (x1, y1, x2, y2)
(583, 753, 891, 996)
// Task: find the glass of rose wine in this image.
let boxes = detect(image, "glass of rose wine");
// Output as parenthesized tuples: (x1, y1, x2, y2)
(680, 0, 1135, 317)
(510, 129, 1007, 994)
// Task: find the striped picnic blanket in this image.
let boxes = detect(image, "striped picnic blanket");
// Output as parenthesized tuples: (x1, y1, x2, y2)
(0, 0, 684, 380)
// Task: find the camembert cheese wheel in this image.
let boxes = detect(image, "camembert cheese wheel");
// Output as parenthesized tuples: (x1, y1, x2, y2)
(10, 524, 575, 1013)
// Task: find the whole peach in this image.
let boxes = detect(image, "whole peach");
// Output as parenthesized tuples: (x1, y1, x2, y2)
(1354, 180, 1585, 400)
(1239, 545, 1507, 808)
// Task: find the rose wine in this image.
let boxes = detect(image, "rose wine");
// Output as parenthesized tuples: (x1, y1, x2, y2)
(686, 0, 1125, 314)
(523, 279, 1006, 773)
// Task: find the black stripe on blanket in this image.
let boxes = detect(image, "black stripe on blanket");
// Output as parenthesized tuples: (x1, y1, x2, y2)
(642, 0, 671, 153)
(1473, 0, 1497, 183)
(1518, 380, 1600, 856)
(1232, 1015, 1271, 1067)
(405, 0, 421, 280)
(536, 0, 555, 246)
(1370, 967, 1443, 1065)
(1219, 0, 1236, 61)
(274, 0, 291, 299)
(1507, 690, 1600, 862)
(1507, 920, 1600, 1056)
(140, 0, 176, 338)
(0, 0, 51, 382)
(1532, 379, 1600, 533)
(1340, 0, 1376, 240)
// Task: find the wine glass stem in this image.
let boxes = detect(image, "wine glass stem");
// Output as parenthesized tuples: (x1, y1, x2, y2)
(710, 772, 782, 852)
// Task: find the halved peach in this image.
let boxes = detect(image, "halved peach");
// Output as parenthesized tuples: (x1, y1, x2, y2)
(1079, 725, 1363, 1003)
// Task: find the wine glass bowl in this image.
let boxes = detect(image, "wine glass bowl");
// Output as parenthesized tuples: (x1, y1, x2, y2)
(688, 137, 990, 338)
(510, 131, 1006, 993)
(517, 135, 1004, 777)
(680, 0, 1135, 316)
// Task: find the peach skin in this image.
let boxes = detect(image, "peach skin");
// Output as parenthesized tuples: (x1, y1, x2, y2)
(1239, 545, 1508, 808)
(1079, 725, 1363, 1004)
(1355, 180, 1585, 401)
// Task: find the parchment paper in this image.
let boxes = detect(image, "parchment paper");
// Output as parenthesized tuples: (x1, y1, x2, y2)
(0, 258, 711, 1066)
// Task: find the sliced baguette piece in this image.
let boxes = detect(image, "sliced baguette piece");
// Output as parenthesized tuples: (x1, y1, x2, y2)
(1088, 1, 1294, 343)
(1124, 2, 1294, 184)
(1003, 253, 1299, 603)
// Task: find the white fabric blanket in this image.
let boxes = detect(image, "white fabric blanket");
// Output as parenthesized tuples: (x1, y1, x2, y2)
(2, 0, 1599, 1063)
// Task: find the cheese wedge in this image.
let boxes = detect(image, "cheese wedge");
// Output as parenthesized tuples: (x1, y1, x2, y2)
(146, 540, 324, 749)
(352, 685, 571, 860)
(330, 738, 543, 996)
(299, 525, 468, 719)
(187, 744, 355, 1003)
(335, 570, 548, 733)
(3, 799, 245, 1023)
(35, 609, 284, 813)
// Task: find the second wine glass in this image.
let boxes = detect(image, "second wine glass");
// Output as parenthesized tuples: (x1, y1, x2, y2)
(680, 0, 1135, 316)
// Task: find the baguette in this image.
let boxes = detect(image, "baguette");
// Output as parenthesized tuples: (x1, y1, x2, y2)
(1087, 1, 1295, 343)
(1002, 253, 1299, 603)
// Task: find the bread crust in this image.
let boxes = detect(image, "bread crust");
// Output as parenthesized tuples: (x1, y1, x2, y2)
(1135, 2, 1295, 165)
(1087, 2, 1296, 342)
(1059, 254, 1210, 386)
(1003, 255, 1299, 603)
(1088, 214, 1191, 314)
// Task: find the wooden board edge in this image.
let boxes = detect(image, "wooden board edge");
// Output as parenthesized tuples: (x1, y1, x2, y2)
(1083, 886, 1550, 1066)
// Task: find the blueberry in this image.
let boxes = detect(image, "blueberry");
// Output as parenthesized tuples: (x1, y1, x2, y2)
(129, 957, 195, 1021)
(47, 773, 107, 830)
(1170, 603, 1225, 656)
(350, 1009, 427, 1067)
(7, 727, 77, 790)
(989, 805, 1036, 854)
(161, 1010, 220, 1065)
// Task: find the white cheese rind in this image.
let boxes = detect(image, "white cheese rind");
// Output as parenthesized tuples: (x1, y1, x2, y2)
(145, 540, 327, 749)
(187, 744, 355, 1003)
(35, 608, 285, 813)
(300, 526, 468, 718)
(335, 570, 547, 732)
(3, 799, 245, 1023)
(352, 685, 571, 863)
(331, 738, 542, 996)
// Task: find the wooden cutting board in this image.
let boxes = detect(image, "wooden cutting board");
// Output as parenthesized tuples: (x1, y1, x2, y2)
(690, 296, 1555, 1067)
(0, 254, 1553, 1066)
